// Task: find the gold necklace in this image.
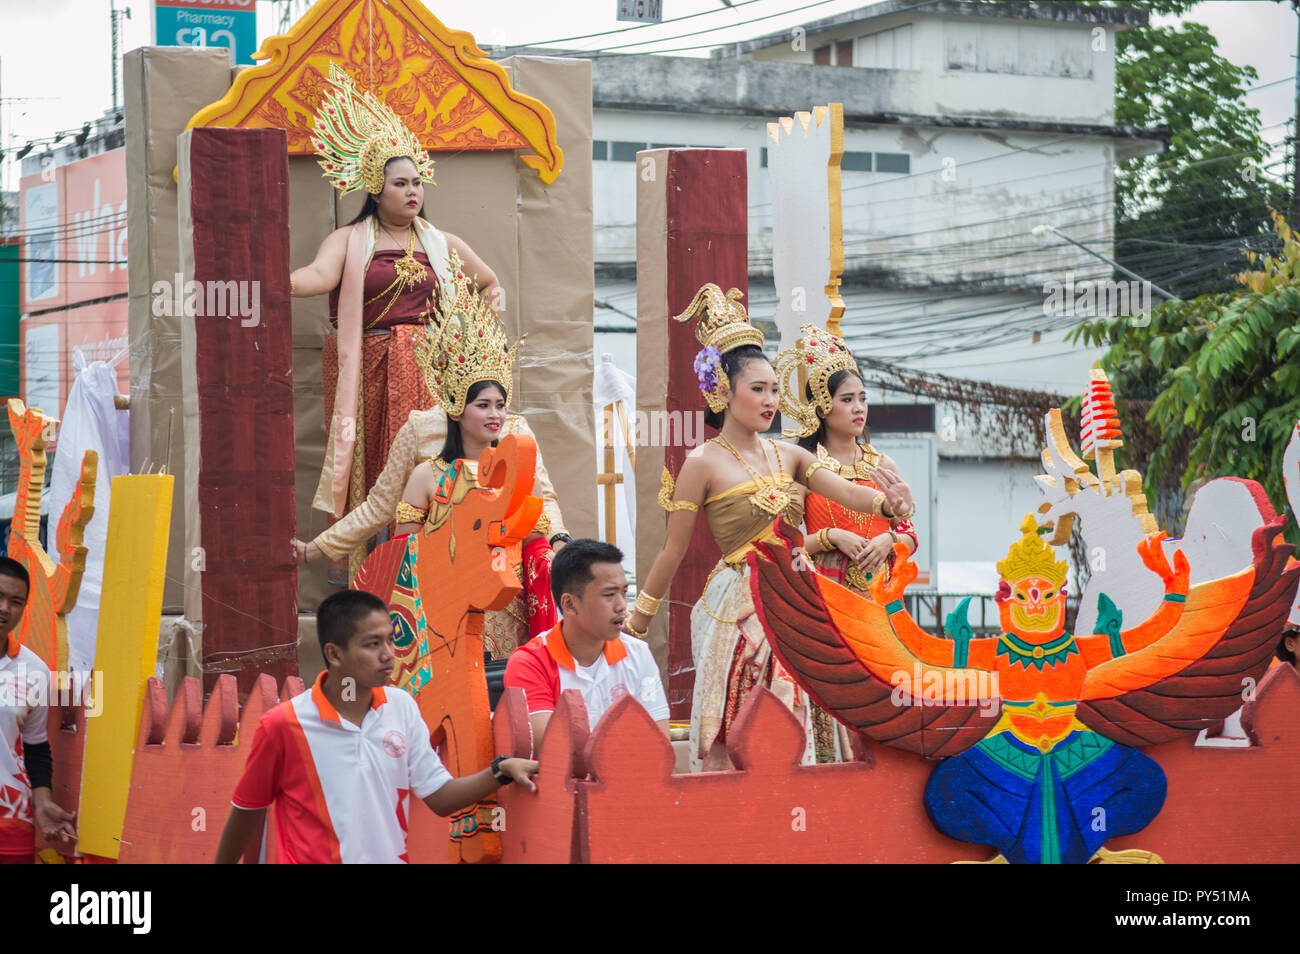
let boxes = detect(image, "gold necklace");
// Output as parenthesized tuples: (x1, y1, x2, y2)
(825, 442, 879, 480)
(365, 224, 428, 328)
(385, 224, 427, 288)
(710, 435, 792, 517)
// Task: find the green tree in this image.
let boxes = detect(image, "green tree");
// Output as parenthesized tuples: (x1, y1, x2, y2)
(1048, 1, 1289, 297)
(1070, 210, 1300, 531)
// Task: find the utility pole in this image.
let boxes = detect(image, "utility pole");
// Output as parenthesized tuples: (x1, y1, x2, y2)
(1291, 0, 1300, 226)
(111, 0, 132, 113)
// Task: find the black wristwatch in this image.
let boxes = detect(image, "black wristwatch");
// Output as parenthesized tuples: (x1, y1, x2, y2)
(549, 532, 572, 546)
(490, 755, 513, 785)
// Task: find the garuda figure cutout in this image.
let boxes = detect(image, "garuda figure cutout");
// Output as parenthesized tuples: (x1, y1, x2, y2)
(749, 510, 1297, 864)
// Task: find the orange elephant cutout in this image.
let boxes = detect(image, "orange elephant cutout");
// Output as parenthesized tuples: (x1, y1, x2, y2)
(6, 399, 96, 671)
(354, 433, 540, 863)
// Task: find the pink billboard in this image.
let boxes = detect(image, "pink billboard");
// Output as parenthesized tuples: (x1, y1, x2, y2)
(19, 148, 128, 314)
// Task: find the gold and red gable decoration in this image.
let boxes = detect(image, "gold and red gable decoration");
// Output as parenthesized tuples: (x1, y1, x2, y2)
(181, 0, 564, 183)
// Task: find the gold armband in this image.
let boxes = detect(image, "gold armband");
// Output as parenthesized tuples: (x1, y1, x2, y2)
(805, 459, 833, 482)
(634, 591, 663, 619)
(658, 466, 700, 512)
(395, 500, 428, 524)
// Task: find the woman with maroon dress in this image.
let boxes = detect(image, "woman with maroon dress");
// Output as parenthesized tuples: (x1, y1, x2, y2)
(288, 65, 499, 577)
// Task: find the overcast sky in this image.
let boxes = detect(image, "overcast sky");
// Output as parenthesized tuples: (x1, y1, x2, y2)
(0, 0, 1294, 192)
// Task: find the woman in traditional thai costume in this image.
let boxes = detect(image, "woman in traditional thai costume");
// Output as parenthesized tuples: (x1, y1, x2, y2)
(775, 324, 918, 597)
(289, 64, 500, 576)
(293, 258, 567, 658)
(390, 274, 562, 659)
(625, 287, 915, 772)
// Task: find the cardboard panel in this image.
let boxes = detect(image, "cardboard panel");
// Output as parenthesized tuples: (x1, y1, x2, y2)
(289, 155, 339, 612)
(507, 55, 597, 539)
(77, 474, 173, 860)
(125, 45, 237, 615)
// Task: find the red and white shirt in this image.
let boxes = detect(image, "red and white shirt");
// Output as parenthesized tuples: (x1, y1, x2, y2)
(505, 623, 669, 729)
(231, 672, 452, 864)
(0, 642, 48, 854)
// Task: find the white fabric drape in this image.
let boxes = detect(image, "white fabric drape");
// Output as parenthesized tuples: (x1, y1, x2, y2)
(592, 353, 637, 545)
(50, 348, 129, 674)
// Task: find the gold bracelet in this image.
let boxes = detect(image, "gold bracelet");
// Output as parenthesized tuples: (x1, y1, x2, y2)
(625, 622, 649, 639)
(289, 277, 296, 296)
(888, 530, 900, 546)
(634, 591, 663, 618)
(817, 528, 833, 553)
(871, 492, 887, 517)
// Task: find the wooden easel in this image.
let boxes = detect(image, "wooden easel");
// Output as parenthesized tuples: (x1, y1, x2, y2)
(597, 401, 636, 546)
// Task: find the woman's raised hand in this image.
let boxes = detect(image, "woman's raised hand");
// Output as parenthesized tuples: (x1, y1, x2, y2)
(871, 467, 914, 518)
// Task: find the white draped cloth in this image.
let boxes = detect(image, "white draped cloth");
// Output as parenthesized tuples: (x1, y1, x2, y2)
(593, 353, 637, 543)
(50, 348, 129, 674)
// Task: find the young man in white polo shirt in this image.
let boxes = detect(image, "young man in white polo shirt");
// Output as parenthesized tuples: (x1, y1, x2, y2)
(0, 558, 77, 863)
(505, 539, 669, 744)
(214, 590, 538, 864)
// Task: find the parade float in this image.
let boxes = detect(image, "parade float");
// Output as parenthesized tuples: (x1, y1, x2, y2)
(16, 0, 1298, 864)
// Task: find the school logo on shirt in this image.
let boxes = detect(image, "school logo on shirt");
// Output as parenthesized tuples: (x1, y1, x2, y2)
(382, 730, 407, 758)
(610, 683, 628, 701)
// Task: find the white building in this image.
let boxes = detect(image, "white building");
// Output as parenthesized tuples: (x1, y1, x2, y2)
(509, 0, 1167, 621)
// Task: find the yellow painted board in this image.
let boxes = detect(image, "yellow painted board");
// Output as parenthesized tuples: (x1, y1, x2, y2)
(77, 475, 173, 859)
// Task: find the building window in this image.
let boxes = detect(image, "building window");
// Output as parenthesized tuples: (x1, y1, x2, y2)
(593, 140, 608, 161)
(760, 147, 767, 168)
(874, 152, 909, 174)
(869, 404, 935, 433)
(855, 24, 912, 70)
(841, 151, 872, 172)
(610, 141, 642, 162)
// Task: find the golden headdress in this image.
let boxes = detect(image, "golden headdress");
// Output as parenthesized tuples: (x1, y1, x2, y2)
(775, 323, 861, 438)
(415, 249, 520, 418)
(311, 63, 436, 196)
(997, 515, 1069, 587)
(672, 284, 765, 413)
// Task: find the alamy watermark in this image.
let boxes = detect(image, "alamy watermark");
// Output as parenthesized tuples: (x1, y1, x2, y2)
(889, 664, 999, 716)
(600, 409, 709, 449)
(0, 666, 104, 716)
(150, 273, 261, 327)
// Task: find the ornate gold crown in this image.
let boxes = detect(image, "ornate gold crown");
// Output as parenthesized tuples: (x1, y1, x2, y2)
(673, 284, 765, 413)
(673, 284, 765, 354)
(311, 63, 436, 196)
(997, 515, 1069, 587)
(775, 323, 861, 438)
(415, 249, 519, 418)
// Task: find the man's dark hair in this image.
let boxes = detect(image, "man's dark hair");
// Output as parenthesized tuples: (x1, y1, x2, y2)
(551, 539, 624, 607)
(317, 590, 390, 664)
(0, 557, 30, 598)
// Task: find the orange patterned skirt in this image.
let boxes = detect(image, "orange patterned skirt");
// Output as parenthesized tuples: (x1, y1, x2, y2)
(323, 325, 435, 499)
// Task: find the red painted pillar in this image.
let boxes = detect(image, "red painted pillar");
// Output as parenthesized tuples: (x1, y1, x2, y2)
(636, 148, 748, 718)
(177, 126, 297, 694)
